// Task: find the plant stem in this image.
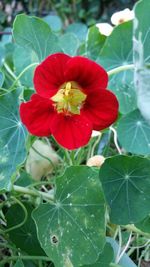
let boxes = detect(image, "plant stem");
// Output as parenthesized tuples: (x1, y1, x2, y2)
(107, 64, 134, 77)
(123, 224, 150, 239)
(0, 255, 50, 266)
(13, 185, 54, 202)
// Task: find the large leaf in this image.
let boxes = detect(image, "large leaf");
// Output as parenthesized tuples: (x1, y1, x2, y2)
(33, 166, 106, 267)
(86, 26, 106, 60)
(13, 14, 60, 62)
(6, 203, 45, 256)
(0, 43, 5, 66)
(0, 71, 4, 87)
(117, 109, 150, 155)
(99, 155, 150, 224)
(13, 260, 24, 267)
(43, 15, 62, 32)
(97, 21, 136, 114)
(0, 90, 27, 191)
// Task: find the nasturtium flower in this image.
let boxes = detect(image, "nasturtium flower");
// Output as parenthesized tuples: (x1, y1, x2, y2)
(20, 53, 118, 150)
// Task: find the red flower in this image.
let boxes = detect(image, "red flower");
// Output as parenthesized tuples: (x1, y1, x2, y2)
(20, 53, 118, 150)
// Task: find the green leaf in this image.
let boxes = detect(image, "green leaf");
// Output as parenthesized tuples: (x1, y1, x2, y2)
(135, 215, 150, 234)
(5, 203, 45, 256)
(13, 14, 60, 62)
(86, 26, 106, 60)
(13, 45, 38, 88)
(97, 21, 136, 114)
(82, 243, 114, 267)
(134, 0, 150, 67)
(0, 71, 4, 87)
(59, 33, 79, 56)
(0, 90, 27, 191)
(66, 22, 88, 43)
(43, 15, 62, 32)
(33, 166, 106, 267)
(13, 260, 24, 267)
(99, 155, 150, 224)
(117, 109, 150, 155)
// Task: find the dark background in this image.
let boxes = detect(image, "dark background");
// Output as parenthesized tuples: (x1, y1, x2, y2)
(0, 0, 138, 30)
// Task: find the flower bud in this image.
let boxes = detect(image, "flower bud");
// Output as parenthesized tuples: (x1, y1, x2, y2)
(86, 155, 105, 167)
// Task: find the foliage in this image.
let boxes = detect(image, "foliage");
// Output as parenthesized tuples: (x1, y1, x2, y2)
(0, 0, 150, 267)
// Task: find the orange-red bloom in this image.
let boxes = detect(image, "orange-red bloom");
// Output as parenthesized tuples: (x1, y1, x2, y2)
(20, 53, 118, 150)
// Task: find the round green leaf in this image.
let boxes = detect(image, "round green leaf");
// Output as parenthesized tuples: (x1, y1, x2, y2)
(0, 90, 27, 191)
(13, 14, 60, 62)
(135, 215, 150, 234)
(117, 109, 150, 155)
(59, 33, 79, 56)
(5, 203, 45, 256)
(99, 155, 150, 224)
(33, 166, 106, 267)
(97, 21, 136, 114)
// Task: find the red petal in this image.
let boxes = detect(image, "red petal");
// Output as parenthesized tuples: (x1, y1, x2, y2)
(81, 89, 119, 130)
(20, 94, 55, 136)
(65, 56, 108, 91)
(50, 114, 92, 150)
(34, 53, 71, 98)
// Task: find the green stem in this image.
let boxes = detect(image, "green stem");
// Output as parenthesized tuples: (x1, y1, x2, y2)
(123, 224, 150, 239)
(0, 255, 50, 266)
(4, 197, 28, 233)
(107, 64, 134, 77)
(10, 62, 39, 89)
(13, 185, 54, 202)
(3, 62, 18, 81)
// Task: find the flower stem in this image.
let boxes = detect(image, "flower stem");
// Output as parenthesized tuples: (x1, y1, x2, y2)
(0, 255, 50, 266)
(123, 224, 150, 239)
(107, 64, 134, 77)
(13, 185, 54, 202)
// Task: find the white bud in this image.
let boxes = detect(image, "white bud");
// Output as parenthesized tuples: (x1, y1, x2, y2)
(87, 155, 105, 167)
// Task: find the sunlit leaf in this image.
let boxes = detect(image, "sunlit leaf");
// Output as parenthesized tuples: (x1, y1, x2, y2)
(33, 166, 106, 267)
(0, 90, 27, 191)
(99, 155, 150, 224)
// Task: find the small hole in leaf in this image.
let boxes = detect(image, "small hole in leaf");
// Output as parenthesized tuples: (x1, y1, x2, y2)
(51, 235, 59, 245)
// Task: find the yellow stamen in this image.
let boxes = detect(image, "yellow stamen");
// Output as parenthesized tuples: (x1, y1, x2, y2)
(51, 81, 86, 115)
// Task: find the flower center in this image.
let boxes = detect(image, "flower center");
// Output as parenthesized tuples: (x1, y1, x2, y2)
(51, 81, 87, 115)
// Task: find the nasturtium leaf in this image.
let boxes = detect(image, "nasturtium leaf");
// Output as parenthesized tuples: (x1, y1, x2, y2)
(13, 260, 24, 267)
(86, 26, 106, 60)
(97, 21, 136, 114)
(0, 90, 27, 191)
(117, 109, 150, 155)
(99, 155, 150, 224)
(0, 71, 4, 87)
(5, 203, 45, 256)
(66, 22, 88, 43)
(59, 33, 79, 56)
(82, 243, 114, 267)
(135, 215, 150, 234)
(32, 166, 106, 267)
(13, 46, 38, 88)
(13, 14, 60, 62)
(43, 15, 62, 32)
